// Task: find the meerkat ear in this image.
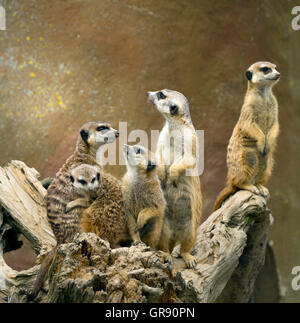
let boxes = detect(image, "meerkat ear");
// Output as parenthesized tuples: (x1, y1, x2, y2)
(80, 129, 89, 143)
(245, 70, 253, 81)
(147, 161, 156, 172)
(70, 175, 75, 183)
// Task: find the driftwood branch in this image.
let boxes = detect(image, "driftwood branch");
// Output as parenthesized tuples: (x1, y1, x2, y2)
(0, 161, 56, 301)
(0, 161, 272, 303)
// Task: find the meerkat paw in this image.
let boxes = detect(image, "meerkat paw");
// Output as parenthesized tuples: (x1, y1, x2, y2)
(132, 240, 144, 247)
(238, 184, 260, 195)
(181, 253, 197, 269)
(257, 184, 270, 198)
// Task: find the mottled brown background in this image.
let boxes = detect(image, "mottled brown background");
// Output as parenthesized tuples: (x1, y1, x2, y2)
(0, 0, 299, 302)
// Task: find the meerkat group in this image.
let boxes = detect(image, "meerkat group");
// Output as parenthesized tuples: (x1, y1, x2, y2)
(30, 60, 280, 300)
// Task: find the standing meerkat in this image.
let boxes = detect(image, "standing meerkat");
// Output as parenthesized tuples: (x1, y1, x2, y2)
(121, 144, 166, 249)
(65, 164, 101, 212)
(30, 121, 120, 300)
(147, 89, 202, 268)
(213, 61, 280, 210)
(46, 121, 119, 244)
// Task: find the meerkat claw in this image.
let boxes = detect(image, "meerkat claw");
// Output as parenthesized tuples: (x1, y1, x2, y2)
(257, 185, 270, 198)
(182, 254, 197, 269)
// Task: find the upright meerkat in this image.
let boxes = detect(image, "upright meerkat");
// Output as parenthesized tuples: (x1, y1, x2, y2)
(147, 89, 202, 268)
(213, 61, 280, 210)
(46, 121, 119, 244)
(30, 121, 120, 300)
(65, 164, 101, 212)
(121, 144, 166, 249)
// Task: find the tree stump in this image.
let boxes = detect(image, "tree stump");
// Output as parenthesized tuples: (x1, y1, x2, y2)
(0, 161, 273, 303)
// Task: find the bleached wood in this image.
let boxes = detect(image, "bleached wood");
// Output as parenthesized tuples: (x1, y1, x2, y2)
(0, 161, 271, 303)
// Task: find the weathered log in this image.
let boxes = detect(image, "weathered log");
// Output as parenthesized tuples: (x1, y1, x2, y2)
(0, 161, 56, 301)
(0, 161, 272, 303)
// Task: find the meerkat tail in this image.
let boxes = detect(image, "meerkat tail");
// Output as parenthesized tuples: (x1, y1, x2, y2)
(213, 185, 238, 211)
(28, 245, 58, 301)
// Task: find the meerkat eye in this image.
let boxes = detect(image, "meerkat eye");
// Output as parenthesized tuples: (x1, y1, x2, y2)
(170, 105, 178, 115)
(91, 178, 96, 184)
(78, 179, 87, 185)
(157, 91, 166, 100)
(96, 173, 100, 181)
(260, 67, 271, 74)
(70, 175, 75, 183)
(96, 125, 109, 132)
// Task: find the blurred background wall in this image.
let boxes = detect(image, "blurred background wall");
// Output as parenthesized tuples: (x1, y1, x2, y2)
(0, 0, 299, 302)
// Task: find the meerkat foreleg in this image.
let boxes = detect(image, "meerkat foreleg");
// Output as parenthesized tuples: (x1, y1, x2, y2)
(156, 148, 166, 181)
(242, 123, 266, 155)
(265, 122, 279, 155)
(136, 208, 163, 248)
(136, 208, 159, 230)
(65, 198, 90, 212)
(127, 213, 141, 244)
(180, 232, 197, 269)
(168, 155, 196, 183)
(230, 148, 261, 195)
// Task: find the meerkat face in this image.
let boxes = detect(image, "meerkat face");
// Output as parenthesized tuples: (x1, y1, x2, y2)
(147, 89, 191, 123)
(245, 62, 280, 88)
(79, 121, 120, 149)
(123, 144, 156, 173)
(70, 164, 101, 192)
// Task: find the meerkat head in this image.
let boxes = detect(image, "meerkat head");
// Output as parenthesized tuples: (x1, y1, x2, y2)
(78, 121, 120, 150)
(245, 62, 280, 89)
(123, 144, 156, 176)
(147, 89, 191, 124)
(70, 164, 101, 192)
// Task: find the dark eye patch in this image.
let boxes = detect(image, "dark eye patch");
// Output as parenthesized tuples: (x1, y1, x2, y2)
(96, 173, 100, 181)
(78, 179, 87, 185)
(96, 125, 109, 131)
(135, 147, 143, 155)
(91, 178, 96, 184)
(147, 161, 156, 171)
(170, 105, 178, 116)
(260, 67, 271, 74)
(157, 91, 166, 100)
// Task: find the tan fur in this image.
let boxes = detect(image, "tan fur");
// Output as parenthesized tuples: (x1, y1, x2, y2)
(81, 172, 130, 248)
(214, 61, 280, 210)
(147, 89, 202, 268)
(121, 144, 166, 249)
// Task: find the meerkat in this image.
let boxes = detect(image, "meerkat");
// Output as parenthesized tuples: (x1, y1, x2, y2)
(65, 164, 101, 212)
(213, 61, 280, 211)
(121, 144, 166, 249)
(80, 171, 131, 249)
(147, 89, 202, 268)
(29, 121, 120, 300)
